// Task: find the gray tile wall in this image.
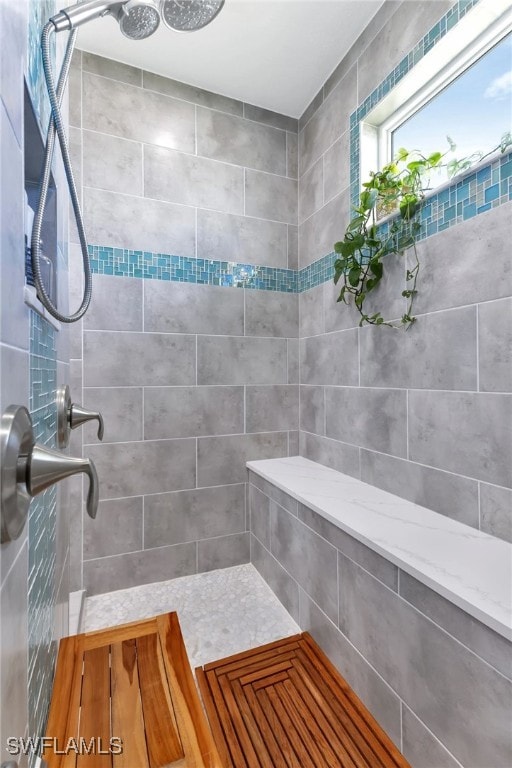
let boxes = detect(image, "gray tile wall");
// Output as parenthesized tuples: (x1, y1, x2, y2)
(69, 51, 299, 594)
(297, 0, 512, 542)
(1, 0, 71, 758)
(249, 473, 512, 767)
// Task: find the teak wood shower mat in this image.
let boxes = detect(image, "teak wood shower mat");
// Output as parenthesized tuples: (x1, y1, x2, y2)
(196, 632, 411, 768)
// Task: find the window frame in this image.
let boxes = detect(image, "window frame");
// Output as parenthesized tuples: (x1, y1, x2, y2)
(359, 0, 512, 198)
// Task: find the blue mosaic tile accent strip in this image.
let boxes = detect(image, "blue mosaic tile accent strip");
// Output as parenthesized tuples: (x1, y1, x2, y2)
(299, 253, 336, 293)
(28, 311, 57, 760)
(88, 246, 298, 292)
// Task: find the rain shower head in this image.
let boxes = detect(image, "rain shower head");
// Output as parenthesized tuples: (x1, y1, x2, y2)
(160, 0, 225, 32)
(50, 0, 224, 37)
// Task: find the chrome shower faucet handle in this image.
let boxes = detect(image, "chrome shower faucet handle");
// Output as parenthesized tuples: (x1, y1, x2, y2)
(57, 385, 104, 448)
(1, 405, 99, 543)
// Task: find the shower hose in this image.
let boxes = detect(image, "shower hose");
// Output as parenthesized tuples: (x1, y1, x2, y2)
(31, 21, 92, 323)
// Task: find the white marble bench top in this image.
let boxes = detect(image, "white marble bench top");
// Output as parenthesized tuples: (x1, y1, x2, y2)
(246, 456, 512, 641)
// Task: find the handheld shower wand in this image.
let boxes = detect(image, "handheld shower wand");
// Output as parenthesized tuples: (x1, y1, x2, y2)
(33, 0, 224, 323)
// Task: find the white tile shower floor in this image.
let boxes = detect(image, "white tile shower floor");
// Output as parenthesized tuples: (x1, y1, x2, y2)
(82, 563, 300, 670)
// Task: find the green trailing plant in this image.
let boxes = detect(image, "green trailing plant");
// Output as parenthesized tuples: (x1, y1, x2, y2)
(334, 133, 512, 329)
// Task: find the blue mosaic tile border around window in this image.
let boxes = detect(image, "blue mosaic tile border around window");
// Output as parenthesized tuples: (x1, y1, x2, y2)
(349, 0, 482, 209)
(28, 311, 57, 759)
(88, 246, 298, 292)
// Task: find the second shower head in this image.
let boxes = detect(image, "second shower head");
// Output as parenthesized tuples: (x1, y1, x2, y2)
(50, 0, 225, 39)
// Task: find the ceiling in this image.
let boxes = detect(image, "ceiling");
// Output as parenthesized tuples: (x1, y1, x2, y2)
(76, 0, 385, 118)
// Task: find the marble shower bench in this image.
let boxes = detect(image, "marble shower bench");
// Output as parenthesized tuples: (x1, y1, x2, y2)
(247, 456, 511, 641)
(247, 456, 512, 768)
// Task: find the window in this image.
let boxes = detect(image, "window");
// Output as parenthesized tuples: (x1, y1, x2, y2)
(391, 32, 511, 189)
(360, 0, 512, 198)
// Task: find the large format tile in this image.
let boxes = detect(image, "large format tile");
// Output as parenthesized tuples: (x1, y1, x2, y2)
(300, 330, 359, 385)
(270, 505, 338, 623)
(323, 132, 350, 202)
(143, 70, 243, 116)
(197, 336, 287, 385)
(144, 145, 244, 214)
(299, 157, 323, 223)
(1, 102, 29, 350)
(246, 385, 299, 433)
(0, 344, 29, 414)
(287, 224, 299, 270)
(357, 0, 452, 101)
(197, 432, 288, 486)
(82, 52, 142, 86)
(85, 438, 196, 499)
(300, 284, 324, 337)
(360, 306, 477, 391)
(245, 291, 298, 338)
(82, 130, 143, 196)
(144, 281, 244, 336)
(251, 535, 300, 623)
(245, 170, 297, 224)
(0, 0, 26, 144)
(412, 205, 512, 314)
(298, 591, 402, 749)
(144, 386, 244, 439)
(84, 187, 196, 255)
(299, 189, 349, 268)
(286, 132, 298, 179)
(197, 532, 250, 572)
(243, 104, 297, 133)
(408, 390, 512, 487)
(360, 450, 479, 528)
(479, 483, 512, 544)
(83, 542, 197, 595)
(299, 431, 360, 479)
(478, 298, 512, 392)
(297, 506, 398, 591)
(300, 386, 325, 436)
(197, 107, 286, 174)
(197, 209, 288, 268)
(399, 571, 512, 681)
(82, 387, 143, 444)
(144, 484, 245, 547)
(402, 706, 462, 768)
(248, 472, 298, 517)
(68, 66, 81, 128)
(83, 496, 143, 559)
(84, 331, 195, 387)
(249, 484, 271, 548)
(299, 66, 357, 175)
(287, 338, 299, 384)
(84, 273, 143, 331)
(338, 555, 512, 767)
(325, 387, 408, 458)
(83, 72, 195, 151)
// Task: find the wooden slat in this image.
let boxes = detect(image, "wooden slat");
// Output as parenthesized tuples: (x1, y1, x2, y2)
(195, 668, 233, 768)
(301, 634, 409, 767)
(251, 671, 289, 691)
(197, 632, 412, 768)
(273, 682, 328, 767)
(44, 635, 85, 768)
(237, 659, 293, 686)
(263, 685, 317, 768)
(156, 613, 223, 768)
(83, 616, 157, 650)
(241, 681, 298, 768)
(77, 645, 112, 768)
(204, 670, 248, 768)
(218, 673, 262, 767)
(294, 645, 388, 767)
(203, 635, 302, 674)
(136, 632, 184, 767)
(111, 639, 149, 768)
